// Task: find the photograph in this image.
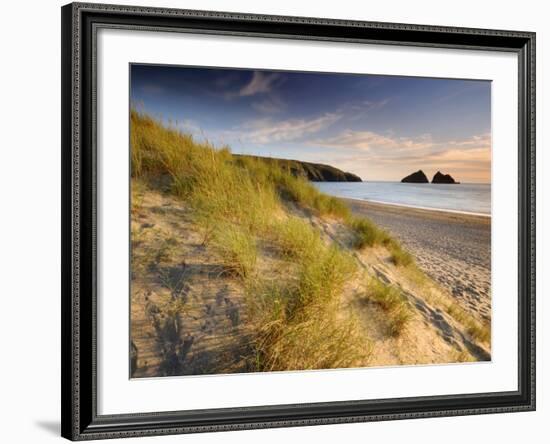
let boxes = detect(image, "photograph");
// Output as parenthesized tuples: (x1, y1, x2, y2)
(55, 2, 537, 439)
(129, 64, 492, 378)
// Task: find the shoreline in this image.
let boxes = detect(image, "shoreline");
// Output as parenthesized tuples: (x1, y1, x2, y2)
(343, 198, 491, 322)
(342, 197, 491, 218)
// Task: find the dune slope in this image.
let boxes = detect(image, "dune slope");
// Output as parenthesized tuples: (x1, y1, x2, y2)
(129, 111, 490, 378)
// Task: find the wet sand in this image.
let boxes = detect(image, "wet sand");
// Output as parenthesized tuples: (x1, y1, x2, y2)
(344, 199, 491, 322)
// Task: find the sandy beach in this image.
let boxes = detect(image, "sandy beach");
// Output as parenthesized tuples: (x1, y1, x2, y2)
(344, 199, 491, 322)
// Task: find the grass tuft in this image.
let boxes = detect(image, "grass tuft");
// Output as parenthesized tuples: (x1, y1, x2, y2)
(211, 224, 258, 280)
(245, 220, 362, 370)
(347, 216, 391, 249)
(247, 280, 369, 371)
(387, 240, 414, 267)
(446, 304, 491, 344)
(272, 171, 351, 219)
(346, 215, 414, 267)
(364, 277, 411, 337)
(271, 217, 321, 260)
(296, 245, 357, 308)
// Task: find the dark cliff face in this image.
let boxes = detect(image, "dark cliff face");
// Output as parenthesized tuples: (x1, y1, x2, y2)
(300, 161, 362, 182)
(234, 154, 362, 182)
(432, 171, 458, 184)
(401, 170, 429, 183)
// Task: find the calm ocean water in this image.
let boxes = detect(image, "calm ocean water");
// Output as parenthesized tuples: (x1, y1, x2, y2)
(313, 182, 491, 216)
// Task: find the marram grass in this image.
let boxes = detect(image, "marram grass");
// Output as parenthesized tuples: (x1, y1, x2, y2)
(131, 110, 420, 370)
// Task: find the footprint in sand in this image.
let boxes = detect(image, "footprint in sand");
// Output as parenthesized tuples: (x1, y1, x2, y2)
(224, 298, 240, 327)
(215, 287, 228, 306)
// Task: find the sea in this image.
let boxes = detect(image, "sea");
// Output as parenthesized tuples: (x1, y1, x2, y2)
(313, 181, 491, 216)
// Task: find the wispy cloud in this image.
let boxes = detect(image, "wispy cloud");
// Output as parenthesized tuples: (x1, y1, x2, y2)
(354, 98, 390, 113)
(313, 129, 432, 152)
(221, 113, 341, 144)
(312, 130, 491, 182)
(240, 72, 281, 96)
(314, 129, 489, 153)
(131, 65, 491, 182)
(446, 133, 491, 148)
(363, 98, 390, 109)
(251, 95, 286, 114)
(335, 98, 390, 121)
(224, 72, 283, 99)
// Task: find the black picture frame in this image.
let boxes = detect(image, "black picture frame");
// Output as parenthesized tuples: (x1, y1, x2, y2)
(61, 2, 536, 440)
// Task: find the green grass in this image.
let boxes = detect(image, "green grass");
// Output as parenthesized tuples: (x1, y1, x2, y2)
(131, 110, 354, 227)
(364, 277, 411, 337)
(269, 167, 351, 218)
(245, 217, 363, 370)
(453, 349, 476, 363)
(446, 304, 491, 344)
(295, 245, 356, 308)
(345, 215, 414, 267)
(250, 294, 369, 371)
(387, 240, 414, 267)
(269, 216, 357, 312)
(271, 217, 322, 260)
(247, 267, 367, 372)
(402, 265, 490, 345)
(211, 224, 258, 280)
(131, 110, 278, 236)
(347, 216, 391, 248)
(130, 110, 418, 370)
(132, 110, 493, 372)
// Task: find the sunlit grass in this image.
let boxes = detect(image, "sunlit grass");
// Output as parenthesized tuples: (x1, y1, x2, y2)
(347, 216, 391, 248)
(130, 110, 426, 369)
(211, 224, 258, 280)
(387, 240, 414, 267)
(402, 265, 490, 345)
(271, 217, 322, 260)
(446, 303, 491, 344)
(363, 277, 411, 337)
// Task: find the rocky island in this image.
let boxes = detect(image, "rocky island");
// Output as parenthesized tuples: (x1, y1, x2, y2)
(401, 170, 459, 184)
(401, 170, 429, 183)
(432, 171, 459, 184)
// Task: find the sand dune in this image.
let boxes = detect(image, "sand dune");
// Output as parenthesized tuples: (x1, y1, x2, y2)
(130, 186, 490, 378)
(343, 199, 491, 323)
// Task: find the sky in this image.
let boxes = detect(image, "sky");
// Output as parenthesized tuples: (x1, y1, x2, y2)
(131, 64, 491, 183)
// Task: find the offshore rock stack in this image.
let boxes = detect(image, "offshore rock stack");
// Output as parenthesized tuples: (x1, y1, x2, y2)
(431, 171, 459, 184)
(401, 170, 429, 183)
(401, 170, 459, 184)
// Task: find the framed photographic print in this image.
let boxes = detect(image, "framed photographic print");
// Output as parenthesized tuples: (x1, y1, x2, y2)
(61, 2, 536, 440)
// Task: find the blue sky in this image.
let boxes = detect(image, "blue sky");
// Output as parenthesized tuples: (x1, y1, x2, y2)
(131, 64, 491, 183)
